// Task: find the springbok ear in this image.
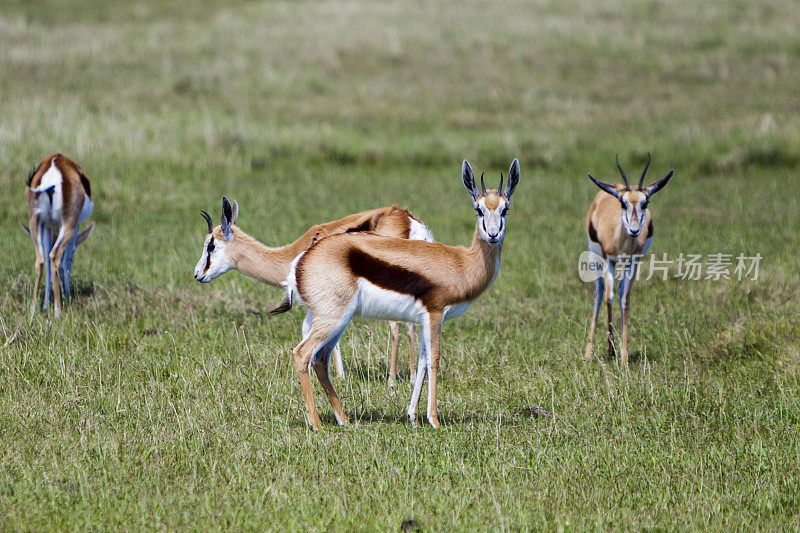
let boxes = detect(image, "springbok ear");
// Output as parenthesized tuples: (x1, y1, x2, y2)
(230, 199, 239, 225)
(588, 174, 622, 200)
(20, 223, 30, 237)
(221, 196, 234, 240)
(645, 170, 674, 198)
(76, 223, 95, 246)
(505, 158, 520, 199)
(462, 160, 479, 200)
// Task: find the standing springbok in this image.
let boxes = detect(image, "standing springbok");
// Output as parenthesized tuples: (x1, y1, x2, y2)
(584, 154, 674, 365)
(24, 154, 95, 318)
(269, 159, 520, 430)
(193, 197, 433, 384)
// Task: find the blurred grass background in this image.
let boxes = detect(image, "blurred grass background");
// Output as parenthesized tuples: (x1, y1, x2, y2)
(1, 0, 799, 529)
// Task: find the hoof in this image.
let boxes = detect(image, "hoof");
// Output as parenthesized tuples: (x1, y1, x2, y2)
(427, 416, 441, 429)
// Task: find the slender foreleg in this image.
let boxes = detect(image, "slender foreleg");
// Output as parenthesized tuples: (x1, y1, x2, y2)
(406, 322, 416, 379)
(425, 312, 444, 428)
(618, 259, 638, 366)
(585, 275, 605, 360)
(387, 321, 401, 389)
(604, 258, 616, 357)
(407, 321, 429, 427)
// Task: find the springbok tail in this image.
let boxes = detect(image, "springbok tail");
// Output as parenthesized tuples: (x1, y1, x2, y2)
(268, 290, 294, 317)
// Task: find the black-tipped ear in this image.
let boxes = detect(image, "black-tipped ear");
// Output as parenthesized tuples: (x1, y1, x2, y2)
(504, 158, 520, 199)
(462, 160, 479, 200)
(221, 196, 234, 240)
(588, 174, 622, 200)
(645, 170, 674, 198)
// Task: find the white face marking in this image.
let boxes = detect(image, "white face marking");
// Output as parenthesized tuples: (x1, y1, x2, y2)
(620, 191, 647, 237)
(474, 195, 509, 244)
(193, 234, 234, 282)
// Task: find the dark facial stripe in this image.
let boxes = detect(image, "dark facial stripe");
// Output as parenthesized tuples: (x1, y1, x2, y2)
(348, 248, 434, 301)
(647, 219, 653, 239)
(203, 239, 214, 273)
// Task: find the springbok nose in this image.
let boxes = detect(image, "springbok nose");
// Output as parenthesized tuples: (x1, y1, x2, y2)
(488, 231, 499, 239)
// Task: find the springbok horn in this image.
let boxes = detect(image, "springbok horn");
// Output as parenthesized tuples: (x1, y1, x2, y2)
(616, 154, 630, 190)
(200, 210, 213, 233)
(480, 172, 486, 196)
(638, 152, 652, 190)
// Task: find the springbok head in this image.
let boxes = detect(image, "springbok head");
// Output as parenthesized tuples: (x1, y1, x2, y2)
(588, 153, 674, 237)
(194, 196, 238, 283)
(462, 158, 520, 244)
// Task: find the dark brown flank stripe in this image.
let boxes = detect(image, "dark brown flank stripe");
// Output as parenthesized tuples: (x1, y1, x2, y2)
(647, 219, 653, 239)
(588, 220, 599, 243)
(344, 219, 374, 234)
(347, 247, 434, 302)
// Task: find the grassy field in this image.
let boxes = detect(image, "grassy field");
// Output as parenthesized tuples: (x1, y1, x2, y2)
(2, 0, 800, 529)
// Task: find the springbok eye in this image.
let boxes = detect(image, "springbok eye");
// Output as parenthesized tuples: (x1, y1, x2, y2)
(641, 201, 648, 210)
(620, 201, 628, 210)
(475, 207, 483, 216)
(207, 241, 215, 253)
(500, 207, 509, 217)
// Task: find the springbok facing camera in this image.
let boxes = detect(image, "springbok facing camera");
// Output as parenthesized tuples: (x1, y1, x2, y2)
(269, 159, 520, 430)
(24, 154, 95, 318)
(193, 197, 433, 385)
(584, 154, 674, 365)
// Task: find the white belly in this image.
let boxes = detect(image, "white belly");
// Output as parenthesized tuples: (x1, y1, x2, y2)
(354, 279, 427, 323)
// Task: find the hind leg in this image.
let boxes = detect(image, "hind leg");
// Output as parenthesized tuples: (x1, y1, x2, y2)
(40, 225, 52, 311)
(312, 339, 349, 426)
(29, 218, 44, 318)
(293, 318, 349, 430)
(49, 224, 77, 319)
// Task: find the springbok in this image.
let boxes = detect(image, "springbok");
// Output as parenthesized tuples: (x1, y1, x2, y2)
(269, 159, 520, 430)
(584, 154, 674, 365)
(24, 154, 95, 318)
(193, 196, 433, 385)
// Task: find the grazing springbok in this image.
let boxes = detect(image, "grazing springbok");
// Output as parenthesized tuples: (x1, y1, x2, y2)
(269, 159, 520, 430)
(24, 154, 95, 318)
(584, 154, 674, 365)
(193, 196, 433, 384)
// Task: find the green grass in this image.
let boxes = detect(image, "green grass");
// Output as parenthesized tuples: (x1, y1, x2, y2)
(1, 0, 800, 529)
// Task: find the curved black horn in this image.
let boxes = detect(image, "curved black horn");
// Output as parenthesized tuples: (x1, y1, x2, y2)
(498, 172, 504, 194)
(638, 152, 652, 190)
(480, 172, 486, 196)
(200, 210, 213, 233)
(616, 154, 630, 190)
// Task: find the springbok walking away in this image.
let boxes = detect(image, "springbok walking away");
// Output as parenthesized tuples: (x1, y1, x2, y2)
(24, 154, 95, 318)
(269, 159, 520, 430)
(584, 154, 674, 365)
(193, 197, 433, 384)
